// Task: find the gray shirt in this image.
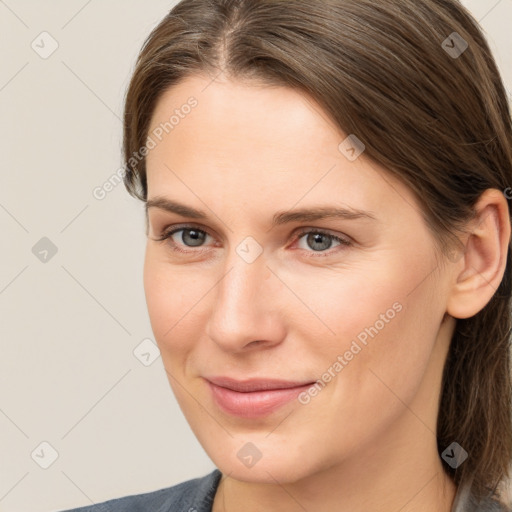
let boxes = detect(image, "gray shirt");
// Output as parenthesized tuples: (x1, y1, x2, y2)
(57, 469, 511, 512)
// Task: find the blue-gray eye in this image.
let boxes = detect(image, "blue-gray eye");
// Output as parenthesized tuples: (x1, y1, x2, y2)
(303, 232, 337, 251)
(296, 230, 349, 253)
(178, 228, 207, 247)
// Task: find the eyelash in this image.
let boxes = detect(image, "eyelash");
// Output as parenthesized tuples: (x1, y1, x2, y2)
(153, 223, 352, 258)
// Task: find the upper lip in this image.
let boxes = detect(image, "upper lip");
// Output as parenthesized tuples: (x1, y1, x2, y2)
(205, 376, 315, 392)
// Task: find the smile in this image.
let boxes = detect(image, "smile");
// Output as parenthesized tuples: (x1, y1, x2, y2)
(205, 377, 315, 418)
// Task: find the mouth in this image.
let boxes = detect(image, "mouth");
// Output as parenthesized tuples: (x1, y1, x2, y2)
(205, 376, 316, 418)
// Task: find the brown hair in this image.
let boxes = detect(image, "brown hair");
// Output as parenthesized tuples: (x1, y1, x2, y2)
(122, 0, 512, 504)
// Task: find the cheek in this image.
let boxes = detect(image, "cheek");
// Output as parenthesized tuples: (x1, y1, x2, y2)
(144, 238, 442, 382)
(315, 262, 442, 424)
(306, 249, 440, 374)
(143, 248, 201, 354)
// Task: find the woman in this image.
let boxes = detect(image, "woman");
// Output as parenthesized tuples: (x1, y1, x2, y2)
(59, 0, 512, 510)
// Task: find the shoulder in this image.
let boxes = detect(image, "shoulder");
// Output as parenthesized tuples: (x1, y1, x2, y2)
(55, 469, 222, 512)
(451, 481, 512, 512)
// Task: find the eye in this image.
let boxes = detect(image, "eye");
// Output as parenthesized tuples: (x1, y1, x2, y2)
(152, 224, 352, 257)
(293, 229, 352, 257)
(154, 225, 213, 254)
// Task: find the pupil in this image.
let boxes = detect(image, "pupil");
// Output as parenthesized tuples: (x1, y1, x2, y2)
(308, 233, 331, 251)
(184, 229, 205, 247)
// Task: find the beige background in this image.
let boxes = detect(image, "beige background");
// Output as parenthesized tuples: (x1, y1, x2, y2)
(0, 1, 511, 511)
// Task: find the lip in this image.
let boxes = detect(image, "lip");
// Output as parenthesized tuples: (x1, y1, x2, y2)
(205, 377, 315, 418)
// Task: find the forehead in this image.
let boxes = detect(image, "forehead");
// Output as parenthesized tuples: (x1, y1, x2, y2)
(148, 74, 340, 154)
(145, 75, 418, 224)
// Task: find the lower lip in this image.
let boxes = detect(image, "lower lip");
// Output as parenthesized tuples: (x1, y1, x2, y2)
(207, 381, 313, 418)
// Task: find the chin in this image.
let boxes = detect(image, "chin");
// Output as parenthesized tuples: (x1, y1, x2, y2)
(204, 434, 327, 485)
(217, 456, 315, 484)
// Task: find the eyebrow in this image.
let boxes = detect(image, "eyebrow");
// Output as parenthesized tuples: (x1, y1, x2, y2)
(145, 197, 377, 227)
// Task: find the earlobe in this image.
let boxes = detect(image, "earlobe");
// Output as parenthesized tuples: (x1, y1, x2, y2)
(446, 189, 511, 320)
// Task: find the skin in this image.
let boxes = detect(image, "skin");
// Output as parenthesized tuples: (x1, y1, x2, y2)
(143, 74, 510, 512)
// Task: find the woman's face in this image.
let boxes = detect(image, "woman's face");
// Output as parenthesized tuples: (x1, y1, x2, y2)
(144, 75, 456, 484)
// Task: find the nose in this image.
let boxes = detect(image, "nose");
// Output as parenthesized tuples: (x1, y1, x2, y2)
(205, 250, 286, 353)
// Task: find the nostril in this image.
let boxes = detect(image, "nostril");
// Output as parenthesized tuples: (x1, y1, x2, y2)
(245, 339, 266, 348)
(244, 340, 266, 348)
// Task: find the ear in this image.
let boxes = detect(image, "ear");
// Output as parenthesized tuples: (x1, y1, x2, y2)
(446, 189, 511, 319)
